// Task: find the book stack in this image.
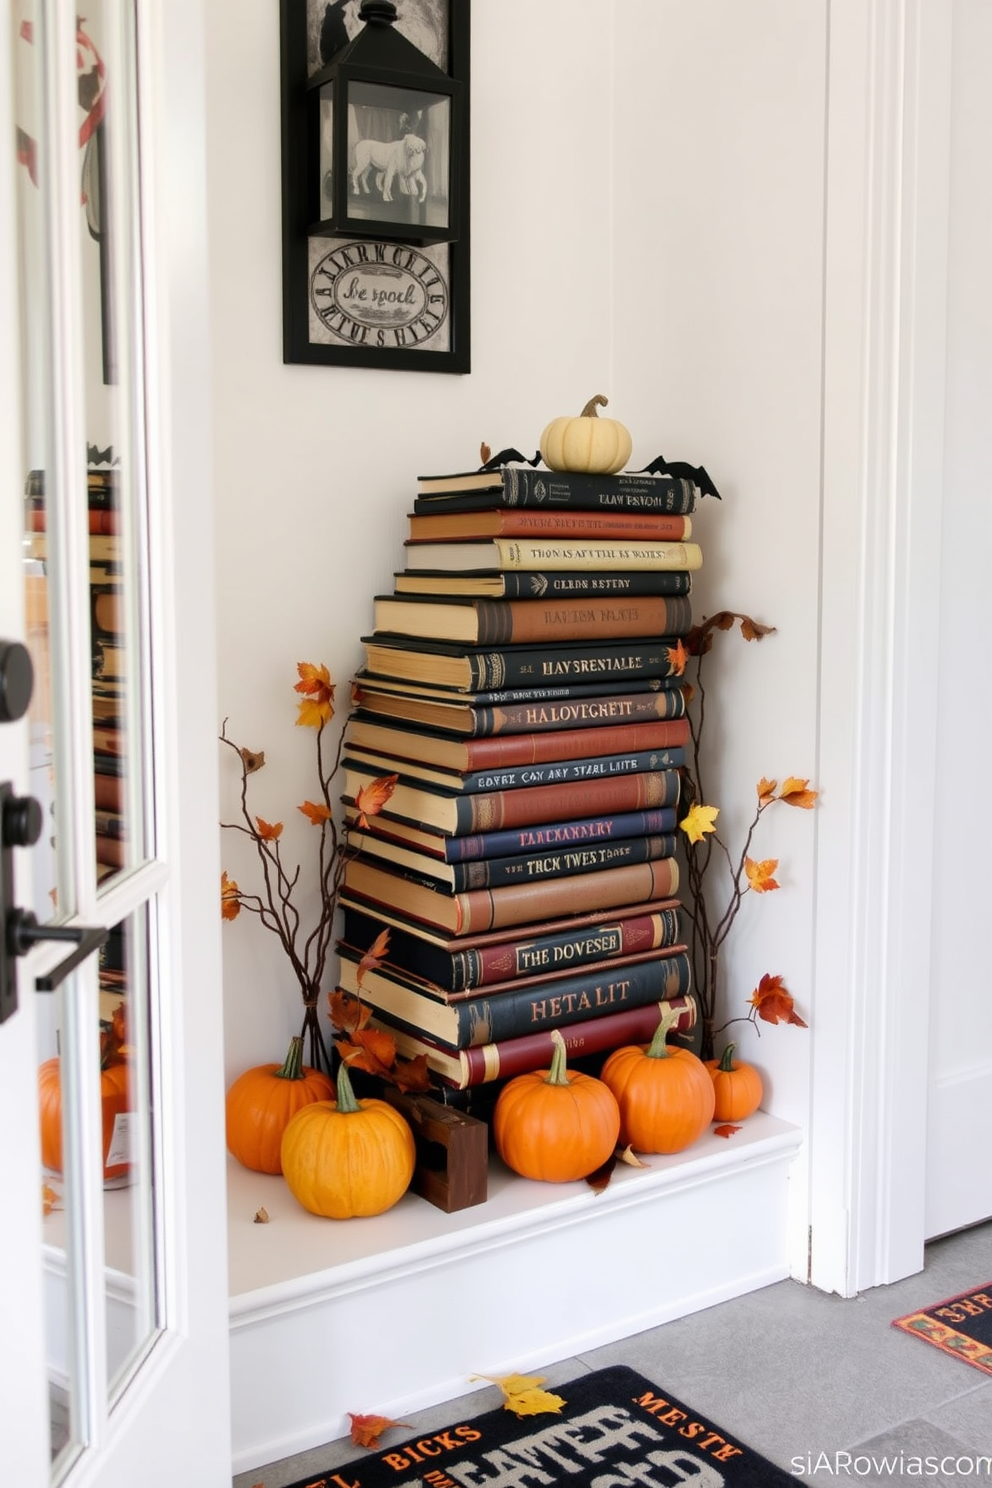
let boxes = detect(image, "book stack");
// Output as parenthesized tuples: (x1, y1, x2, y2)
(339, 458, 707, 1093)
(26, 465, 127, 880)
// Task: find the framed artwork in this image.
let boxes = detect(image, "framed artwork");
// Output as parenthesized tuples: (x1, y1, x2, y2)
(280, 0, 471, 374)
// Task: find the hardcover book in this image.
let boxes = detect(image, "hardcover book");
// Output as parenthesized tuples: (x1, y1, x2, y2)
(361, 634, 691, 692)
(344, 712, 689, 768)
(341, 854, 680, 934)
(337, 946, 692, 1048)
(341, 758, 681, 834)
(343, 802, 680, 863)
(339, 896, 684, 993)
(342, 741, 686, 794)
(394, 568, 693, 600)
(402, 538, 703, 574)
(406, 507, 693, 543)
(372, 995, 699, 1088)
(346, 823, 678, 893)
(415, 464, 698, 515)
(372, 592, 693, 647)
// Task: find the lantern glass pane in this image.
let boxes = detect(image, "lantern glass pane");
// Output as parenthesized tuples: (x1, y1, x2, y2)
(319, 81, 334, 217)
(348, 81, 450, 231)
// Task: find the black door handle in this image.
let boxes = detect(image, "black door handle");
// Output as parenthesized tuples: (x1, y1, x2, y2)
(6, 910, 109, 992)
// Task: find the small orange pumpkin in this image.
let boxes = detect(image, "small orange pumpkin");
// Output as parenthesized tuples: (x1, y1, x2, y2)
(225, 1035, 335, 1174)
(705, 1042, 763, 1122)
(600, 1006, 716, 1154)
(493, 1029, 621, 1182)
(39, 1056, 131, 1184)
(539, 394, 633, 475)
(280, 1058, 416, 1219)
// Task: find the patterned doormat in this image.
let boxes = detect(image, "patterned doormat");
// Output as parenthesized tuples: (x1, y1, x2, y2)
(893, 1283, 992, 1376)
(281, 1365, 796, 1488)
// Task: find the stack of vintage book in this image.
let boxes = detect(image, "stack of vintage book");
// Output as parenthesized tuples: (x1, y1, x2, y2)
(339, 457, 707, 1096)
(25, 465, 126, 879)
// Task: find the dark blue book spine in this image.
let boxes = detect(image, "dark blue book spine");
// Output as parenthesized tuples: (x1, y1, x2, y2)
(369, 746, 687, 796)
(446, 806, 678, 862)
(445, 833, 678, 891)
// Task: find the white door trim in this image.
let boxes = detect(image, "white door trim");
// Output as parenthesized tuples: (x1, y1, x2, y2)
(809, 0, 952, 1294)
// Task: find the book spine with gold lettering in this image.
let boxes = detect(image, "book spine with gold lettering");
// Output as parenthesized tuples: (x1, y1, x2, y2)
(373, 592, 693, 647)
(338, 948, 692, 1049)
(362, 633, 691, 691)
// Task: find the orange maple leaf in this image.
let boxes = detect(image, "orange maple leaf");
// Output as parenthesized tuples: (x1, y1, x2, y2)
(779, 776, 819, 809)
(349, 1412, 409, 1449)
(756, 777, 777, 807)
(294, 662, 335, 727)
(714, 1123, 743, 1138)
(327, 990, 372, 1033)
(255, 817, 283, 842)
(299, 799, 332, 826)
(354, 774, 398, 828)
(356, 928, 391, 987)
(221, 870, 241, 921)
(745, 856, 780, 893)
(750, 972, 808, 1027)
(389, 1053, 432, 1093)
(665, 638, 688, 676)
(336, 1028, 399, 1078)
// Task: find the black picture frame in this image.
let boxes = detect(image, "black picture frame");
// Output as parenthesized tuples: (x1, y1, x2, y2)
(280, 0, 470, 374)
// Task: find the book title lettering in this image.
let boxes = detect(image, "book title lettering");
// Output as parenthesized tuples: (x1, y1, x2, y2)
(516, 929, 623, 972)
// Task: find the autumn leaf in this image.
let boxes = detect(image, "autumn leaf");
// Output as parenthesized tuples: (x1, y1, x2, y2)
(472, 1373, 567, 1418)
(348, 1413, 409, 1449)
(680, 803, 719, 845)
(357, 928, 391, 988)
(336, 1027, 399, 1078)
(585, 1152, 617, 1192)
(327, 989, 372, 1033)
(756, 777, 777, 807)
(745, 856, 780, 893)
(255, 817, 283, 842)
(253, 1207, 269, 1223)
(42, 1182, 61, 1217)
(354, 773, 398, 828)
(221, 870, 241, 921)
(714, 1124, 742, 1138)
(295, 662, 335, 727)
(665, 637, 688, 676)
(299, 799, 332, 826)
(750, 972, 808, 1028)
(617, 1144, 649, 1168)
(739, 615, 776, 642)
(479, 441, 492, 465)
(389, 1053, 432, 1093)
(240, 747, 265, 774)
(779, 776, 819, 810)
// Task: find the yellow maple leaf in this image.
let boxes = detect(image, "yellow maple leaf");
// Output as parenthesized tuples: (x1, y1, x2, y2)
(679, 803, 719, 845)
(472, 1373, 567, 1418)
(745, 856, 780, 893)
(756, 776, 777, 806)
(779, 776, 819, 809)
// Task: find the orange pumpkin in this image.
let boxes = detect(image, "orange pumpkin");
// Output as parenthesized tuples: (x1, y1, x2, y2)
(280, 1058, 415, 1219)
(493, 1029, 621, 1182)
(705, 1042, 763, 1122)
(225, 1035, 335, 1174)
(38, 1056, 131, 1184)
(600, 1007, 715, 1154)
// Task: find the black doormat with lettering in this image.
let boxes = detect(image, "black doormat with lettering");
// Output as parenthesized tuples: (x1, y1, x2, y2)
(284, 1364, 795, 1487)
(893, 1282, 992, 1376)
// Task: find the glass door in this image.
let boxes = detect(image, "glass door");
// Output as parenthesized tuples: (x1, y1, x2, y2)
(1, 2, 231, 1484)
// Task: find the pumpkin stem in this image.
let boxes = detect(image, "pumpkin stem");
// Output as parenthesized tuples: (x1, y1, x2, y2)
(544, 1027, 572, 1086)
(718, 1043, 738, 1073)
(335, 1056, 363, 1114)
(579, 394, 609, 418)
(646, 1004, 681, 1059)
(275, 1035, 306, 1081)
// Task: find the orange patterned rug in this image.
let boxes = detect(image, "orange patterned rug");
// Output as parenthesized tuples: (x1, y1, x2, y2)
(893, 1283, 992, 1376)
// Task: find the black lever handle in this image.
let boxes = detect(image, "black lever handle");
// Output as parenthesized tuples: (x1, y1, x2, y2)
(6, 910, 109, 992)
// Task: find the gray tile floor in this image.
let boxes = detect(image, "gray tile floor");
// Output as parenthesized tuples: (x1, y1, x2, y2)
(234, 1220, 992, 1487)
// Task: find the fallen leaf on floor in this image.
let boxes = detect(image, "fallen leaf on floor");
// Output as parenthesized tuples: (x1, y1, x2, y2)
(714, 1123, 742, 1138)
(349, 1412, 409, 1448)
(617, 1144, 649, 1167)
(253, 1207, 270, 1223)
(585, 1153, 617, 1192)
(471, 1372, 567, 1417)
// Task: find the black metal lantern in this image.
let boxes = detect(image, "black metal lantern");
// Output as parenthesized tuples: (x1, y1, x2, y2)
(307, 0, 462, 245)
